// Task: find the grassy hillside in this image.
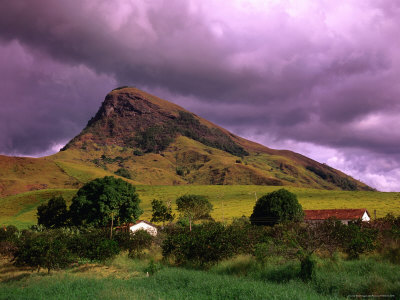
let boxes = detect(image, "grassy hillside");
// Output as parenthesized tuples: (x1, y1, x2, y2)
(0, 87, 373, 198)
(1, 185, 399, 228)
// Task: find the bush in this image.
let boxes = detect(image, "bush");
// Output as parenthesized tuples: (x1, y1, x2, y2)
(162, 222, 236, 267)
(69, 229, 120, 262)
(127, 229, 153, 258)
(133, 149, 143, 156)
(144, 259, 163, 276)
(341, 222, 378, 259)
(0, 225, 19, 242)
(13, 230, 75, 273)
(250, 189, 303, 226)
(114, 167, 131, 179)
(300, 255, 316, 282)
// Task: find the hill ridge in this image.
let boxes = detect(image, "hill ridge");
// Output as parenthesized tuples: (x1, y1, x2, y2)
(0, 87, 374, 197)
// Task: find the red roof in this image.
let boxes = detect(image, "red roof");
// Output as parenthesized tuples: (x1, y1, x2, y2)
(304, 209, 370, 220)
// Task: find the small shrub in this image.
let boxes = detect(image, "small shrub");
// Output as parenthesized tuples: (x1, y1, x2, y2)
(127, 229, 153, 258)
(300, 255, 316, 282)
(176, 167, 184, 176)
(133, 149, 143, 156)
(254, 242, 270, 265)
(114, 167, 132, 179)
(144, 259, 163, 276)
(0, 225, 19, 242)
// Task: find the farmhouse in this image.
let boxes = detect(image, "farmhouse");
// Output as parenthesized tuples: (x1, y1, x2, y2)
(129, 220, 158, 236)
(304, 209, 371, 225)
(115, 220, 158, 236)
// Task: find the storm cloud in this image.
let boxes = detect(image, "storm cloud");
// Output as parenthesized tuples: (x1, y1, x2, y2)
(0, 0, 399, 191)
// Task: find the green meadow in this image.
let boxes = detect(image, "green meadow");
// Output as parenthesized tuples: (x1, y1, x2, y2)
(1, 185, 399, 228)
(1, 253, 399, 299)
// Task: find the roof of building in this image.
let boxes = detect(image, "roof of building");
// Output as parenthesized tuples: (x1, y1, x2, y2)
(304, 209, 370, 220)
(129, 220, 157, 227)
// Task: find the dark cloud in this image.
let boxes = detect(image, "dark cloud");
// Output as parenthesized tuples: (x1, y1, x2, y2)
(0, 0, 399, 190)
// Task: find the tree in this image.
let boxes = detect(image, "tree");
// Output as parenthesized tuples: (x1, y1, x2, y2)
(176, 194, 213, 231)
(151, 199, 175, 226)
(250, 188, 303, 226)
(69, 176, 143, 228)
(14, 230, 75, 273)
(37, 196, 68, 228)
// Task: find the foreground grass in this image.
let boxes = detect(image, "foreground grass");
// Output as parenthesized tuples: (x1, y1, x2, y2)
(1, 253, 399, 299)
(0, 257, 337, 300)
(1, 185, 400, 228)
(211, 255, 400, 298)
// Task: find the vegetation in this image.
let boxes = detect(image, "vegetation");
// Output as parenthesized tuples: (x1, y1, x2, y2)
(176, 194, 213, 231)
(306, 165, 357, 191)
(114, 167, 132, 179)
(37, 196, 68, 228)
(69, 176, 143, 227)
(250, 188, 304, 226)
(150, 199, 174, 225)
(1, 214, 400, 298)
(133, 111, 248, 157)
(3, 185, 400, 229)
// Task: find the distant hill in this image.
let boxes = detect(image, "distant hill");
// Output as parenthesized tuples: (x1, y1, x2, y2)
(0, 87, 373, 197)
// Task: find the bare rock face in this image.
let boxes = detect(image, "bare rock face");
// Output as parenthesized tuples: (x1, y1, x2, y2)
(64, 88, 182, 149)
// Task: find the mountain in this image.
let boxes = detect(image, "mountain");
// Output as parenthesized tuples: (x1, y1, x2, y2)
(0, 87, 373, 197)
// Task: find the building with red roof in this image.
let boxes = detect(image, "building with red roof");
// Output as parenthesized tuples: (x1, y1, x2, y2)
(304, 209, 371, 225)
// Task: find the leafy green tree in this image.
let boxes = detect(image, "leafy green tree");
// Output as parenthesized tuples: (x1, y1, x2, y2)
(176, 194, 213, 231)
(250, 188, 303, 226)
(37, 196, 68, 228)
(151, 199, 175, 226)
(69, 176, 143, 227)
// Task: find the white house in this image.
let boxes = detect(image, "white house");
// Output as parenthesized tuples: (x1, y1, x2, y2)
(129, 220, 158, 236)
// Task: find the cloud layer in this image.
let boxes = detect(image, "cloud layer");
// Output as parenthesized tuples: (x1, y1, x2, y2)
(0, 0, 399, 190)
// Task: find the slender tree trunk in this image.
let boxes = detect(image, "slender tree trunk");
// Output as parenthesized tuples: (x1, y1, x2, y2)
(110, 212, 114, 239)
(189, 217, 192, 232)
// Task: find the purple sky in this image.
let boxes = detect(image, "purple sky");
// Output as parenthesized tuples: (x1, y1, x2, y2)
(1, 0, 400, 191)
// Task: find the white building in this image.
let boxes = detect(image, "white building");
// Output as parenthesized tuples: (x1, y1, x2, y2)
(129, 220, 158, 236)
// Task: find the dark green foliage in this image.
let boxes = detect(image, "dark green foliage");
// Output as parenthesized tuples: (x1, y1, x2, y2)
(306, 165, 357, 191)
(114, 167, 131, 179)
(0, 225, 18, 242)
(134, 110, 248, 156)
(69, 176, 143, 227)
(176, 194, 213, 231)
(151, 199, 175, 225)
(162, 222, 236, 267)
(135, 125, 174, 153)
(100, 154, 126, 164)
(300, 255, 316, 282)
(133, 149, 143, 156)
(127, 229, 153, 258)
(14, 230, 75, 273)
(37, 196, 68, 228)
(341, 222, 378, 259)
(144, 259, 163, 275)
(68, 229, 120, 262)
(250, 189, 304, 226)
(176, 167, 184, 176)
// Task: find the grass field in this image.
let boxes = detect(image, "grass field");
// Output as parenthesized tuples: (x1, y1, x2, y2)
(1, 252, 399, 299)
(1, 185, 400, 228)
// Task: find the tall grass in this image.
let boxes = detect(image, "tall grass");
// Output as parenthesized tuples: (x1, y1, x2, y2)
(211, 255, 400, 298)
(0, 266, 338, 300)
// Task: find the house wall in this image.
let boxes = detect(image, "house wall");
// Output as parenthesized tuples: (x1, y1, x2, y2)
(129, 222, 157, 236)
